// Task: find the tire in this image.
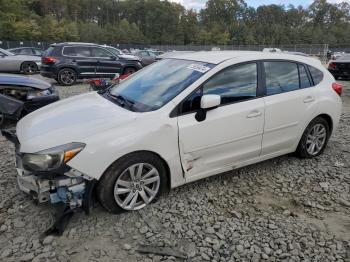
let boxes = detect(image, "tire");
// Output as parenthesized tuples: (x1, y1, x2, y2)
(57, 68, 77, 86)
(296, 117, 330, 158)
(97, 152, 168, 214)
(21, 62, 38, 75)
(123, 67, 137, 75)
(0, 111, 4, 128)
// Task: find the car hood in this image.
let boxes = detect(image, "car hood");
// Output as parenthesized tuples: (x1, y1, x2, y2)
(17, 92, 137, 152)
(0, 74, 51, 90)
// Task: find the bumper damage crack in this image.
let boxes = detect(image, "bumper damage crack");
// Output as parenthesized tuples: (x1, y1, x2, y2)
(1, 129, 97, 236)
(44, 179, 96, 236)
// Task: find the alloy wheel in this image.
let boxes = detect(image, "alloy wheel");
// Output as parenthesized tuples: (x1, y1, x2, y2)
(306, 123, 327, 156)
(22, 63, 37, 75)
(60, 70, 76, 85)
(114, 163, 160, 211)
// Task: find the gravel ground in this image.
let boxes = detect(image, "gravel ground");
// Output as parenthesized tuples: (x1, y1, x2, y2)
(0, 76, 349, 262)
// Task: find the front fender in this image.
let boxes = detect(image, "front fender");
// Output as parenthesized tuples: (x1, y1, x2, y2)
(67, 112, 185, 188)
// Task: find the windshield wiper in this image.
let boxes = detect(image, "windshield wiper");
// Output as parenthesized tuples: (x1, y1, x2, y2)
(107, 90, 134, 109)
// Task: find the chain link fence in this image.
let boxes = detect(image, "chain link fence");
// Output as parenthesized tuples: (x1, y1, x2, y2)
(1, 40, 342, 62)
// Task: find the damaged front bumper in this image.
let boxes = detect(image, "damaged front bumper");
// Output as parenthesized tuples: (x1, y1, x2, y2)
(2, 129, 96, 213)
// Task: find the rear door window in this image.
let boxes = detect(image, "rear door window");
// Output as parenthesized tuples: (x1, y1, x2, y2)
(17, 49, 33, 55)
(75, 47, 91, 57)
(308, 66, 324, 85)
(264, 61, 299, 95)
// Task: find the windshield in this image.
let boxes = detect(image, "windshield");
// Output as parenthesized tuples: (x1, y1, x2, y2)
(108, 59, 215, 112)
(0, 48, 14, 56)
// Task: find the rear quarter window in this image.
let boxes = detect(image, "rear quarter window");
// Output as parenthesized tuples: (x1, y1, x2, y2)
(308, 66, 324, 85)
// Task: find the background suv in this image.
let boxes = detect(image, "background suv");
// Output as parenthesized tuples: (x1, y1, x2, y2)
(40, 42, 142, 86)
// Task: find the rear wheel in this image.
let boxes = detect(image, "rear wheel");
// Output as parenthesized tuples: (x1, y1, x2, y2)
(296, 117, 330, 158)
(21, 62, 38, 75)
(97, 152, 168, 214)
(57, 68, 77, 86)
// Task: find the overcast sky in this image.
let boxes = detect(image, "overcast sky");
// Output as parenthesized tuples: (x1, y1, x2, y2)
(169, 0, 349, 10)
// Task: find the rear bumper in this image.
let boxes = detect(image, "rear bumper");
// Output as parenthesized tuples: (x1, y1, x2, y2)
(328, 69, 350, 78)
(40, 65, 58, 79)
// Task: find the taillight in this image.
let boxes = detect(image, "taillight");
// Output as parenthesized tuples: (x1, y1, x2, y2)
(328, 62, 337, 69)
(332, 82, 343, 96)
(42, 56, 57, 64)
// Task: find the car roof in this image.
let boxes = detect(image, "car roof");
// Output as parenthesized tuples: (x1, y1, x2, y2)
(167, 51, 321, 66)
(51, 42, 99, 47)
(0, 74, 51, 90)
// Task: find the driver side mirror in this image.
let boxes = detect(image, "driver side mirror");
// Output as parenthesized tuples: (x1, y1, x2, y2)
(110, 56, 117, 60)
(195, 94, 221, 122)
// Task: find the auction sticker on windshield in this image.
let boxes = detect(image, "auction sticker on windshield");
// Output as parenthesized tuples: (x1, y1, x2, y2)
(187, 64, 211, 73)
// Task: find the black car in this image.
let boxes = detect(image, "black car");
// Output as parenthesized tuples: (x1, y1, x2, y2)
(328, 54, 350, 79)
(7, 47, 45, 57)
(0, 74, 59, 126)
(40, 43, 143, 86)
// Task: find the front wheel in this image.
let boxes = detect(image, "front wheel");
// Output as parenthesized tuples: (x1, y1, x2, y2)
(57, 68, 77, 86)
(97, 152, 168, 214)
(296, 117, 330, 158)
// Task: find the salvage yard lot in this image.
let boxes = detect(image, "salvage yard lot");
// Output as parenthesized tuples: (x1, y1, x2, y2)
(0, 76, 349, 262)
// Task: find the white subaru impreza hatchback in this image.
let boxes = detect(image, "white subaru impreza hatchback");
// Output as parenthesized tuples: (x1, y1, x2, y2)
(4, 51, 342, 214)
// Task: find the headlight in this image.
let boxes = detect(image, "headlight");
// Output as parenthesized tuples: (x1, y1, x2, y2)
(27, 89, 51, 99)
(22, 143, 85, 172)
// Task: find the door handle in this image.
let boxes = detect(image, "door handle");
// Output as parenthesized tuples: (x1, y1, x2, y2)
(303, 96, 315, 103)
(247, 111, 262, 118)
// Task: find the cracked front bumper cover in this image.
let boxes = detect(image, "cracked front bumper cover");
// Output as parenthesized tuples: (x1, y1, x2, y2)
(2, 129, 95, 211)
(2, 130, 96, 235)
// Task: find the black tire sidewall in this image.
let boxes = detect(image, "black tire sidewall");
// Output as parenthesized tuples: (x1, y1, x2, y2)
(97, 152, 168, 214)
(297, 117, 330, 158)
(21, 62, 37, 75)
(0, 112, 4, 127)
(57, 68, 77, 86)
(123, 67, 136, 75)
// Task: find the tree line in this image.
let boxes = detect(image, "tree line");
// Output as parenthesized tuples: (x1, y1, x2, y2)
(0, 0, 350, 46)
